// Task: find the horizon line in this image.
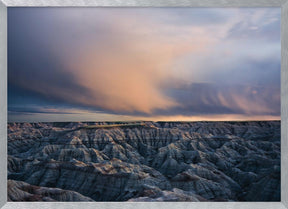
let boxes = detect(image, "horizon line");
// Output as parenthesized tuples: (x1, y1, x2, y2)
(7, 119, 281, 123)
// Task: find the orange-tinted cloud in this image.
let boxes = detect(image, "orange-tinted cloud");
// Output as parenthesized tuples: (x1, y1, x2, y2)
(64, 16, 213, 114)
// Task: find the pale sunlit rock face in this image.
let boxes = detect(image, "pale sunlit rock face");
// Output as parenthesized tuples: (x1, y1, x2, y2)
(7, 121, 280, 201)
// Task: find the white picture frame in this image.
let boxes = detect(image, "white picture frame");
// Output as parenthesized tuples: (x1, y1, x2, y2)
(0, 0, 287, 209)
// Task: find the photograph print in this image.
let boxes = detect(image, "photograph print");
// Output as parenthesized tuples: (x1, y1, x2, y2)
(7, 7, 281, 202)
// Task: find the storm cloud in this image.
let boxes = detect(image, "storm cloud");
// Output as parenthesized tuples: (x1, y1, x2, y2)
(8, 8, 280, 122)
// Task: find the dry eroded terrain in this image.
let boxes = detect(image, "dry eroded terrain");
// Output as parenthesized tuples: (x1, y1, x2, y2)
(7, 121, 280, 201)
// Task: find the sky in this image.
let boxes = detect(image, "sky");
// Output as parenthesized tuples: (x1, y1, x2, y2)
(8, 8, 281, 122)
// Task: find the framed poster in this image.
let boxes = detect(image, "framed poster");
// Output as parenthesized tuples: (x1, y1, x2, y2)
(0, 0, 287, 209)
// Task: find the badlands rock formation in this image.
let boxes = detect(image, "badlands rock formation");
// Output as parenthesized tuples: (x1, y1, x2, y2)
(8, 179, 94, 201)
(7, 121, 280, 201)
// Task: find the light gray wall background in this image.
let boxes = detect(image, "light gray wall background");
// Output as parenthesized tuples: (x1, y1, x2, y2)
(0, 0, 287, 209)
